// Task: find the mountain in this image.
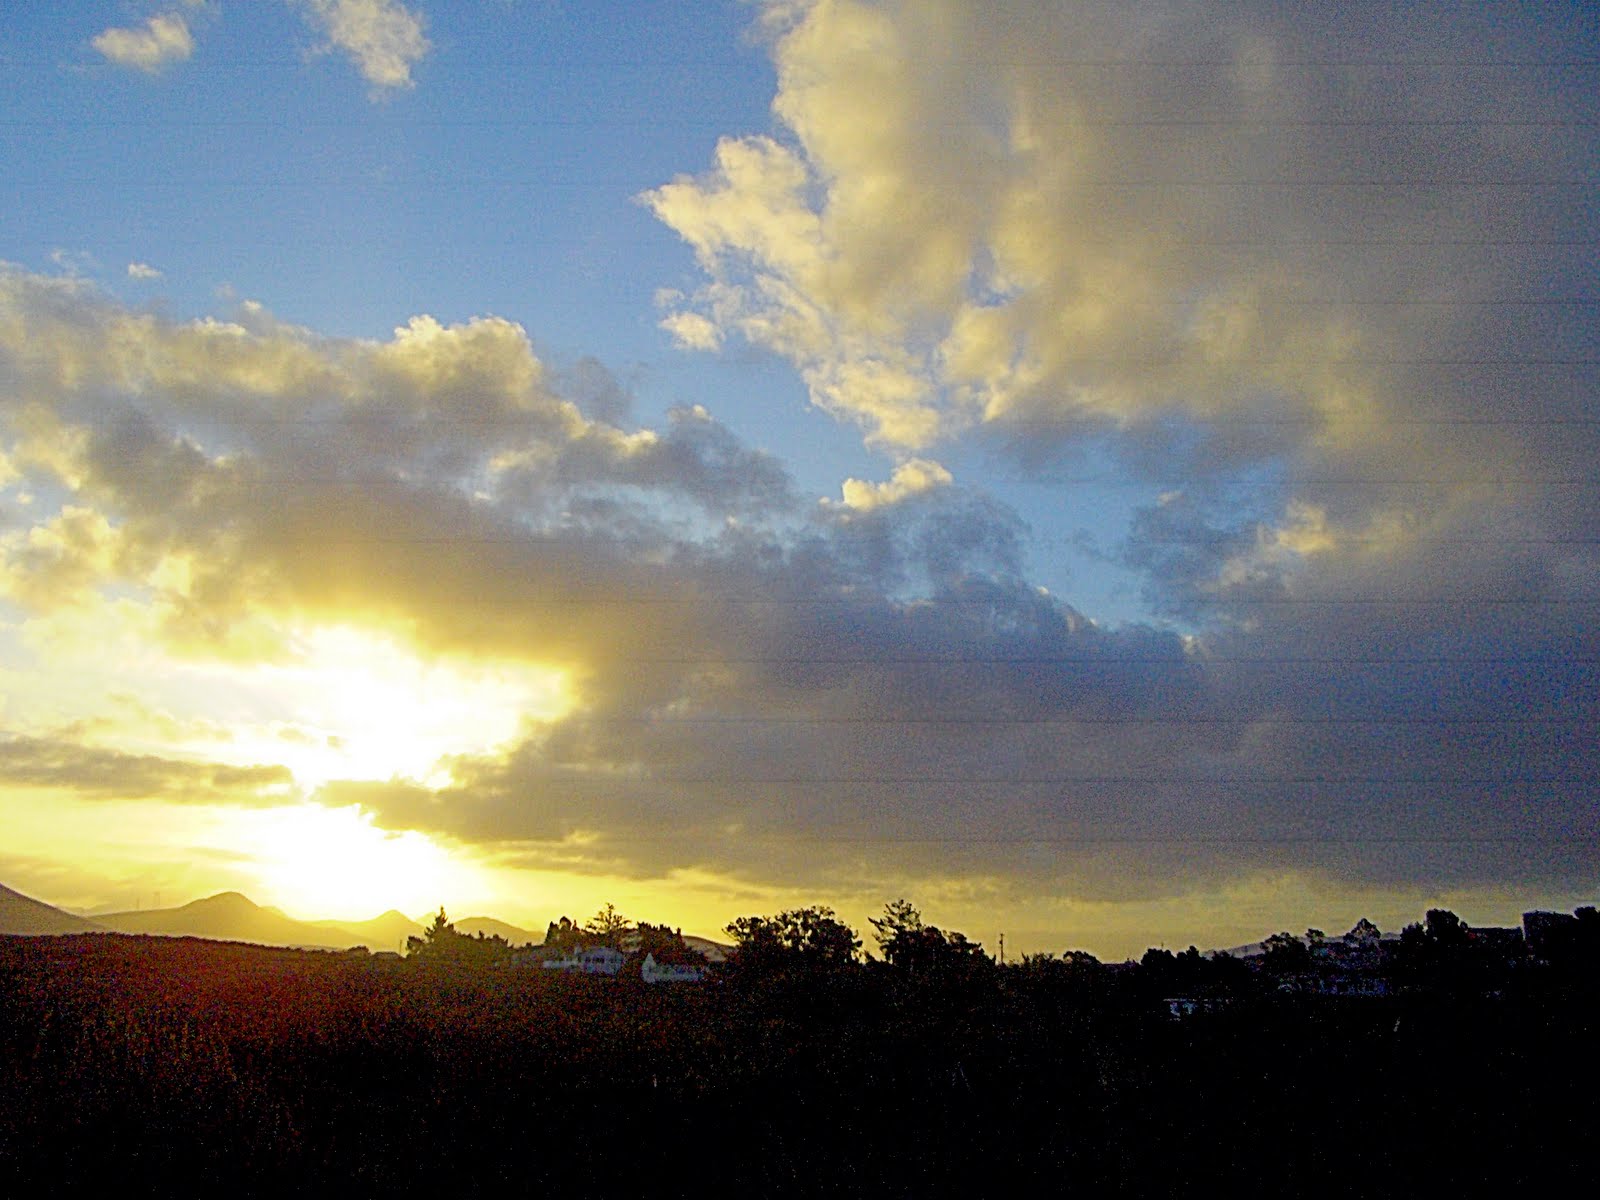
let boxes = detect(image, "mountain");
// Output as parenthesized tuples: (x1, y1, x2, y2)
(10, 884, 736, 958)
(454, 916, 542, 946)
(309, 909, 423, 954)
(0, 884, 109, 936)
(95, 892, 361, 948)
(684, 935, 731, 963)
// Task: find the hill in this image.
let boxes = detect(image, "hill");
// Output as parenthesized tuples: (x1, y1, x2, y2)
(454, 916, 543, 946)
(0, 884, 109, 936)
(95, 892, 362, 948)
(308, 909, 423, 954)
(13, 885, 734, 957)
(684, 935, 731, 963)
(448, 917, 729, 959)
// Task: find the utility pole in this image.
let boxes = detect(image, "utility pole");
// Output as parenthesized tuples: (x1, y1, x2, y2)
(999, 932, 1005, 966)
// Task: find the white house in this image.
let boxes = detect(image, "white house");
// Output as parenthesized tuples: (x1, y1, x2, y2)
(641, 952, 707, 984)
(541, 945, 626, 976)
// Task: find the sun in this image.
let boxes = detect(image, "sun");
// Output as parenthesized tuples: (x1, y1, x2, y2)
(223, 624, 574, 790)
(237, 802, 477, 921)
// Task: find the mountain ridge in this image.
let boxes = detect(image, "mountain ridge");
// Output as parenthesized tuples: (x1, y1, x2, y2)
(0, 884, 110, 936)
(93, 891, 372, 948)
(5, 885, 732, 957)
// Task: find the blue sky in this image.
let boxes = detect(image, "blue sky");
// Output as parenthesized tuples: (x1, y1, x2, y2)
(0, 1, 1596, 956)
(1, 0, 1140, 609)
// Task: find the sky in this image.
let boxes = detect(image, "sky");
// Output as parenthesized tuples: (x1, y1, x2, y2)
(1, 0, 1597, 959)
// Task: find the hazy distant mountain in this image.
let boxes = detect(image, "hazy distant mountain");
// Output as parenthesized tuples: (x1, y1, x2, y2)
(443, 915, 731, 959)
(451, 917, 729, 958)
(308, 910, 423, 953)
(454, 916, 542, 946)
(95, 892, 365, 948)
(684, 935, 730, 963)
(10, 883, 735, 957)
(0, 884, 109, 936)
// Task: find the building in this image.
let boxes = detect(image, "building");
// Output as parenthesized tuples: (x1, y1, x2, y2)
(1276, 971, 1389, 998)
(641, 952, 706, 984)
(539, 945, 626, 976)
(1164, 996, 1229, 1018)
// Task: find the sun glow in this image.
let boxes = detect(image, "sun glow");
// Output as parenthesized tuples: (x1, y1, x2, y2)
(223, 625, 573, 790)
(239, 802, 479, 921)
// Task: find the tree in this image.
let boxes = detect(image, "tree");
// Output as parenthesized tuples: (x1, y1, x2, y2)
(1141, 947, 1176, 971)
(1019, 949, 1102, 974)
(1261, 931, 1310, 974)
(543, 916, 584, 954)
(1423, 908, 1469, 949)
(869, 900, 992, 978)
(584, 903, 634, 949)
(636, 921, 702, 965)
(870, 898, 924, 959)
(406, 908, 511, 967)
(725, 906, 861, 974)
(1346, 917, 1382, 942)
(1141, 947, 1208, 992)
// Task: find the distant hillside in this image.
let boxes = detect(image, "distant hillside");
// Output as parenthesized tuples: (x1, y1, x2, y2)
(308, 910, 423, 954)
(684, 935, 730, 963)
(0, 884, 109, 936)
(454, 916, 542, 946)
(447, 916, 730, 959)
(96, 892, 364, 948)
(12, 884, 735, 957)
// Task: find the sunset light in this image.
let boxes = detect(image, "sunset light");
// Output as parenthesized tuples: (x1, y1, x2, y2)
(4, 3, 1596, 1188)
(236, 801, 472, 922)
(227, 625, 573, 790)
(2, 0, 1596, 959)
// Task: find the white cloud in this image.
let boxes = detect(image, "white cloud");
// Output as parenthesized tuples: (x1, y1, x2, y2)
(648, 0, 1600, 620)
(659, 310, 723, 353)
(832, 458, 952, 513)
(48, 249, 98, 276)
(92, 13, 195, 74)
(127, 263, 164, 281)
(293, 0, 431, 93)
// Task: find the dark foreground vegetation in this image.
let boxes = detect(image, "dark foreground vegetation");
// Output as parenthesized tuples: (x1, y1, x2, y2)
(2, 915, 1598, 1197)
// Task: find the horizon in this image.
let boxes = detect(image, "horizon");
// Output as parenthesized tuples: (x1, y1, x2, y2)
(7, 878, 1588, 963)
(2, 2, 1598, 962)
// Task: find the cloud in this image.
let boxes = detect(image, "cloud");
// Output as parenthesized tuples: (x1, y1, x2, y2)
(92, 13, 195, 74)
(1, 259, 1595, 917)
(127, 263, 164, 281)
(636, 5, 1600, 912)
(292, 0, 431, 93)
(833, 458, 953, 513)
(47, 249, 98, 276)
(0, 734, 291, 803)
(647, 0, 1600, 626)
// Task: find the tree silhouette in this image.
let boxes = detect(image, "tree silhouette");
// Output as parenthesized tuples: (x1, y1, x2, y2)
(870, 898, 924, 959)
(584, 903, 633, 949)
(725, 906, 861, 974)
(543, 915, 584, 953)
(405, 908, 510, 966)
(636, 921, 701, 965)
(869, 899, 993, 979)
(1424, 908, 1469, 949)
(1261, 931, 1310, 974)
